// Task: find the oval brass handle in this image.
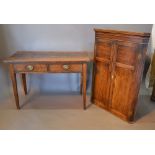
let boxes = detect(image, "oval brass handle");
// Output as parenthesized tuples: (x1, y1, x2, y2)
(63, 65, 69, 70)
(26, 65, 34, 71)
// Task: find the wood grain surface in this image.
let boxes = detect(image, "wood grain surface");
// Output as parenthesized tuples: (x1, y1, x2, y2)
(4, 51, 92, 63)
(92, 29, 150, 122)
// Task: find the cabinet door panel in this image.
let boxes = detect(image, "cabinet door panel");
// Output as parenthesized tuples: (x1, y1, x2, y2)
(111, 66, 135, 119)
(110, 42, 143, 121)
(96, 41, 112, 61)
(116, 42, 137, 66)
(93, 61, 111, 108)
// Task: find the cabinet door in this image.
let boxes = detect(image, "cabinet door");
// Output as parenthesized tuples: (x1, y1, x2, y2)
(93, 61, 111, 109)
(110, 42, 140, 121)
(92, 40, 113, 108)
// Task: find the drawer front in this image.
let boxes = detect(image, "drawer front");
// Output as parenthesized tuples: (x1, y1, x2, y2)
(14, 64, 47, 72)
(49, 64, 82, 73)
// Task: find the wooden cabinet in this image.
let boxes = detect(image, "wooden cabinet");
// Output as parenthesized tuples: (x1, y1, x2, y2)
(91, 29, 150, 122)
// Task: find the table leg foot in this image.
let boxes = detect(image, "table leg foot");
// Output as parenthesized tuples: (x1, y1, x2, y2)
(20, 73, 27, 95)
(9, 64, 20, 109)
(82, 63, 87, 110)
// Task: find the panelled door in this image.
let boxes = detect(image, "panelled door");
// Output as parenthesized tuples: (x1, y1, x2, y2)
(110, 41, 140, 120)
(92, 29, 150, 122)
(92, 40, 113, 109)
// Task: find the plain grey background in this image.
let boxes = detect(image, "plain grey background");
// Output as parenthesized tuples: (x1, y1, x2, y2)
(0, 24, 153, 104)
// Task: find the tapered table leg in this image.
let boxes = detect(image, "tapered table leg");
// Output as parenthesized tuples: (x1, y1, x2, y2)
(20, 73, 27, 95)
(80, 72, 83, 95)
(82, 63, 87, 110)
(9, 64, 20, 109)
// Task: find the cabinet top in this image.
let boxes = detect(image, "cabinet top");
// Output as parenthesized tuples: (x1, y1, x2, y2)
(4, 51, 93, 63)
(94, 29, 150, 38)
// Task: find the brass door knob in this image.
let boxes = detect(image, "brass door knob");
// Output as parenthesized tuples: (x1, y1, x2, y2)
(63, 65, 69, 70)
(111, 75, 114, 80)
(26, 65, 34, 71)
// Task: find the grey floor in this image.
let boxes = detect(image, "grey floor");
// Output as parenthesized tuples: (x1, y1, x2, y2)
(0, 82, 155, 129)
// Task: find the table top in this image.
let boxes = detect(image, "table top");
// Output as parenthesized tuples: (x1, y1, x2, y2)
(4, 51, 93, 63)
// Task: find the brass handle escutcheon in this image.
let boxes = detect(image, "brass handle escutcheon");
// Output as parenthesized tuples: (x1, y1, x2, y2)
(26, 65, 34, 71)
(63, 65, 69, 70)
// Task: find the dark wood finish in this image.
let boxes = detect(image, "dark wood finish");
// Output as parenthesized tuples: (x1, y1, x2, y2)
(92, 29, 150, 122)
(9, 64, 20, 109)
(151, 82, 155, 101)
(20, 73, 27, 95)
(5, 51, 91, 109)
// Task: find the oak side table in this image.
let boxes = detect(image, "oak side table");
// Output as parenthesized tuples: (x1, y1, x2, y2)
(4, 51, 90, 109)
